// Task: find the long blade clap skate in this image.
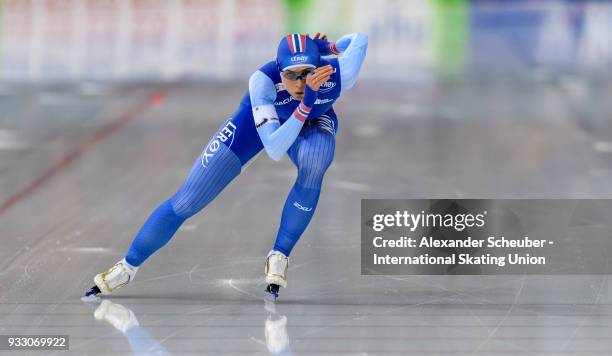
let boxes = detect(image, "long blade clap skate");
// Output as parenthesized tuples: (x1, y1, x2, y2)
(83, 259, 138, 299)
(83, 285, 102, 299)
(265, 251, 288, 300)
(265, 284, 280, 300)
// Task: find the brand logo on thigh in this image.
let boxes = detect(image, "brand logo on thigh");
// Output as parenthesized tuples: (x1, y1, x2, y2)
(201, 120, 237, 168)
(293, 201, 312, 212)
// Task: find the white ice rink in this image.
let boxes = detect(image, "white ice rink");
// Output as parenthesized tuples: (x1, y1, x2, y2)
(1, 80, 611, 354)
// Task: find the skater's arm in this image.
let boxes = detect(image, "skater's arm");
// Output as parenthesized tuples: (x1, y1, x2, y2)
(249, 70, 316, 161)
(335, 32, 368, 93)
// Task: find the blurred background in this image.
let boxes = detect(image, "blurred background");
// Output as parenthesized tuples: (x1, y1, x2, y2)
(2, 0, 612, 201)
(2, 1, 612, 354)
(0, 0, 611, 80)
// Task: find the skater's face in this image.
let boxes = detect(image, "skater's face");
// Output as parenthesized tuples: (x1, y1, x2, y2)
(280, 65, 313, 100)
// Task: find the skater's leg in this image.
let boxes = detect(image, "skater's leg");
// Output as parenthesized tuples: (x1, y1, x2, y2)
(125, 143, 242, 266)
(88, 110, 262, 296)
(272, 122, 335, 256)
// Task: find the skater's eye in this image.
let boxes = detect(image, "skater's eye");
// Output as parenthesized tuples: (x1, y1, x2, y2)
(281, 69, 314, 81)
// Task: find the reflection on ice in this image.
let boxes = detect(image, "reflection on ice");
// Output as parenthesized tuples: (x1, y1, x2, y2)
(264, 300, 292, 356)
(93, 300, 170, 356)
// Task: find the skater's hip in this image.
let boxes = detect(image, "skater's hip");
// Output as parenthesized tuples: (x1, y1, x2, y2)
(202, 104, 264, 166)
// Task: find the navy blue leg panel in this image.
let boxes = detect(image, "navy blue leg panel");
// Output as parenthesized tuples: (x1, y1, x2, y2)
(273, 120, 336, 256)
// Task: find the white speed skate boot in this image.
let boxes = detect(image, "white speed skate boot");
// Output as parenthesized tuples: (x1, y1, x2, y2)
(265, 250, 288, 300)
(84, 258, 138, 299)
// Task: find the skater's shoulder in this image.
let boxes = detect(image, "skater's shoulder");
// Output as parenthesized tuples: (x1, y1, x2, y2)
(256, 60, 282, 81)
(248, 64, 278, 106)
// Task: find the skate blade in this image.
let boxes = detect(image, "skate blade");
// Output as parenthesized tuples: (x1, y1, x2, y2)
(264, 284, 280, 302)
(81, 285, 102, 303)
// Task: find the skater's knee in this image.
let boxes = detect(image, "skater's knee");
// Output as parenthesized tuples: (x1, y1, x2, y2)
(297, 153, 334, 188)
(152, 198, 187, 221)
(169, 193, 205, 219)
(168, 175, 212, 219)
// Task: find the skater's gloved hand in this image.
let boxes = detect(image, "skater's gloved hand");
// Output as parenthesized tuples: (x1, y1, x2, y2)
(309, 32, 333, 56)
(301, 65, 333, 108)
(305, 65, 334, 92)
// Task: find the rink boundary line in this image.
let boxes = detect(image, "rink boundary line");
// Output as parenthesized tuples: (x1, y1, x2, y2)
(0, 86, 170, 216)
